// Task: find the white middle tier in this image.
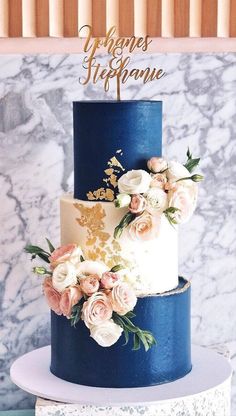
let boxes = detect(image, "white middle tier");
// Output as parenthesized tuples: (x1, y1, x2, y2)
(60, 194, 179, 295)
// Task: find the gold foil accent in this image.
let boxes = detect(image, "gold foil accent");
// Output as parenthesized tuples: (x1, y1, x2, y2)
(74, 202, 129, 269)
(108, 156, 125, 171)
(87, 188, 115, 201)
(104, 168, 114, 176)
(86, 152, 125, 202)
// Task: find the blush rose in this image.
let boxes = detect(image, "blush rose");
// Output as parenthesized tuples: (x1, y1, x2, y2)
(60, 286, 83, 318)
(49, 244, 83, 269)
(168, 183, 198, 223)
(80, 274, 100, 296)
(43, 277, 62, 315)
(100, 271, 120, 289)
(109, 282, 137, 315)
(129, 194, 147, 214)
(147, 157, 168, 173)
(82, 292, 113, 328)
(128, 211, 160, 241)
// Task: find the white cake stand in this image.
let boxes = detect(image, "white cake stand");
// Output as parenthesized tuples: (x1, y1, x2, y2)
(10, 345, 232, 416)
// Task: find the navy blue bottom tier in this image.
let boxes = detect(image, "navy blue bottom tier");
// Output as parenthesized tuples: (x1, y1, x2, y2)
(50, 277, 191, 388)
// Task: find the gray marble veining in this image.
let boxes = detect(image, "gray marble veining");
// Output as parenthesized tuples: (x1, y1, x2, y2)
(0, 53, 235, 412)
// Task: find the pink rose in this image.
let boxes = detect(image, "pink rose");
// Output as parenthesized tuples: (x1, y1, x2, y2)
(43, 277, 62, 315)
(128, 211, 160, 241)
(49, 244, 77, 269)
(109, 282, 137, 315)
(150, 173, 167, 189)
(80, 274, 100, 296)
(100, 272, 120, 289)
(82, 292, 113, 328)
(147, 157, 168, 173)
(129, 194, 147, 214)
(168, 183, 198, 224)
(60, 286, 83, 318)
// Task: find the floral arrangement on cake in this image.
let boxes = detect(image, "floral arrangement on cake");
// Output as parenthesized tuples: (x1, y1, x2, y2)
(25, 241, 156, 351)
(114, 149, 204, 239)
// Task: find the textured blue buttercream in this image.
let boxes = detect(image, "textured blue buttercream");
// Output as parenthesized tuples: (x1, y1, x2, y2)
(50, 278, 191, 388)
(73, 101, 162, 200)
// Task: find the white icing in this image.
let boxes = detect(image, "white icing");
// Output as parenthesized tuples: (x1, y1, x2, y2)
(60, 194, 179, 295)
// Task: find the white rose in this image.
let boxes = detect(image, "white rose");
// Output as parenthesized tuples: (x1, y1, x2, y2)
(145, 188, 168, 214)
(147, 157, 168, 173)
(76, 260, 108, 279)
(90, 320, 123, 347)
(69, 246, 84, 265)
(118, 170, 152, 194)
(114, 193, 131, 208)
(166, 161, 190, 182)
(168, 183, 198, 224)
(52, 261, 77, 293)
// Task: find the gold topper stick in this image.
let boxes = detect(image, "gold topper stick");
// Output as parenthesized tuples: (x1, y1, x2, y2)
(116, 75, 121, 101)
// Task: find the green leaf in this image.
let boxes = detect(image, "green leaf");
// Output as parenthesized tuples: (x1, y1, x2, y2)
(164, 207, 180, 214)
(25, 245, 48, 254)
(25, 244, 50, 263)
(113, 312, 157, 352)
(37, 252, 51, 263)
(114, 212, 136, 239)
(184, 148, 201, 173)
(80, 255, 85, 262)
(163, 207, 180, 227)
(138, 331, 150, 352)
(45, 238, 55, 253)
(110, 264, 124, 273)
(70, 299, 84, 327)
(123, 329, 129, 346)
(186, 147, 192, 159)
(125, 311, 136, 319)
(121, 315, 139, 333)
(184, 158, 200, 173)
(132, 333, 141, 351)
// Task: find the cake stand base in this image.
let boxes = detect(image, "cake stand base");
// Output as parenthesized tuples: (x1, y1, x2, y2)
(10, 345, 232, 416)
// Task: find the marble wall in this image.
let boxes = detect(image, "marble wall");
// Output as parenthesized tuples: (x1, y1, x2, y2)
(0, 53, 235, 412)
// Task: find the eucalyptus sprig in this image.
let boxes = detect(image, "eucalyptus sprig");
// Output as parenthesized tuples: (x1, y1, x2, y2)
(184, 148, 200, 173)
(114, 212, 136, 239)
(163, 206, 180, 226)
(70, 298, 85, 327)
(25, 238, 55, 263)
(113, 311, 157, 352)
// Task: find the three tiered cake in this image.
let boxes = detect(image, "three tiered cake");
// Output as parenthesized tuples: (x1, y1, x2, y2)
(27, 100, 203, 388)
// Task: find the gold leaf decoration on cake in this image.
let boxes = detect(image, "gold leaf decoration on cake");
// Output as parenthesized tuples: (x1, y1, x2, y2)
(74, 203, 110, 245)
(108, 156, 125, 171)
(74, 202, 130, 269)
(87, 188, 115, 201)
(86, 151, 125, 202)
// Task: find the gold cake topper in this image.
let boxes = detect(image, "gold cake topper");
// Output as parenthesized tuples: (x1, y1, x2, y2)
(79, 26, 165, 100)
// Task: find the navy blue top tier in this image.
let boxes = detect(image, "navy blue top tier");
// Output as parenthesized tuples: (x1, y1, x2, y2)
(73, 101, 162, 200)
